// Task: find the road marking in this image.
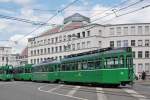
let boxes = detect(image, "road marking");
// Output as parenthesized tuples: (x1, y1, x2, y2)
(96, 87, 107, 100)
(38, 84, 88, 100)
(124, 89, 148, 100)
(47, 85, 64, 92)
(66, 86, 80, 96)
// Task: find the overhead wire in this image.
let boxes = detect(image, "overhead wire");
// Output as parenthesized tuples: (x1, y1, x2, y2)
(16, 0, 80, 42)
(91, 0, 144, 23)
(90, 0, 132, 18)
(84, 4, 150, 31)
(0, 14, 52, 26)
(101, 4, 150, 24)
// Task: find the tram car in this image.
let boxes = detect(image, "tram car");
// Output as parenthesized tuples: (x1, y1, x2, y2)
(13, 64, 32, 81)
(32, 47, 134, 86)
(0, 65, 13, 81)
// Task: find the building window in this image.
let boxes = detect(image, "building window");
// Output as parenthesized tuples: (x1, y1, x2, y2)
(82, 42, 85, 49)
(77, 33, 80, 38)
(109, 28, 114, 35)
(52, 47, 54, 53)
(145, 40, 149, 46)
(55, 47, 58, 52)
(34, 50, 36, 55)
(131, 40, 135, 46)
(68, 45, 71, 51)
(145, 26, 149, 34)
(138, 51, 142, 58)
(59, 46, 62, 52)
(59, 56, 62, 60)
(2, 57, 4, 61)
(67, 35, 71, 41)
(99, 30, 102, 36)
(132, 51, 135, 58)
(44, 48, 46, 54)
(138, 63, 143, 73)
(40, 58, 43, 62)
(123, 27, 128, 35)
(31, 59, 33, 64)
(64, 45, 67, 51)
(145, 51, 149, 58)
(87, 41, 91, 48)
(59, 36, 62, 42)
(63, 35, 66, 41)
(117, 41, 121, 47)
(87, 31, 90, 36)
(145, 63, 150, 73)
(138, 40, 143, 46)
(44, 39, 46, 44)
(72, 44, 75, 50)
(98, 41, 102, 48)
(131, 26, 135, 35)
(55, 37, 58, 43)
(31, 51, 33, 56)
(138, 26, 142, 35)
(34, 59, 36, 64)
(123, 40, 128, 47)
(37, 59, 39, 64)
(82, 31, 85, 37)
(51, 38, 54, 44)
(116, 27, 121, 35)
(110, 41, 114, 48)
(40, 49, 43, 54)
(77, 43, 80, 50)
(48, 39, 50, 44)
(37, 49, 39, 55)
(48, 48, 50, 53)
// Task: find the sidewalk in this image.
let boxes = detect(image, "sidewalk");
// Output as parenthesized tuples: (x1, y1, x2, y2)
(134, 79, 150, 86)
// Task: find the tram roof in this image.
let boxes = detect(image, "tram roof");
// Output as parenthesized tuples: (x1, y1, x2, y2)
(62, 47, 131, 62)
(32, 60, 61, 67)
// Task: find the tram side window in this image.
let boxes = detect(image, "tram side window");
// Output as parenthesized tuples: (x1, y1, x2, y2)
(78, 62, 82, 70)
(48, 66, 54, 72)
(66, 64, 71, 71)
(87, 61, 95, 70)
(0, 69, 3, 74)
(105, 57, 119, 68)
(113, 58, 119, 67)
(95, 60, 101, 69)
(61, 64, 66, 71)
(6, 69, 13, 74)
(120, 56, 124, 67)
(25, 68, 31, 73)
(82, 62, 88, 70)
(106, 58, 113, 68)
(72, 63, 78, 70)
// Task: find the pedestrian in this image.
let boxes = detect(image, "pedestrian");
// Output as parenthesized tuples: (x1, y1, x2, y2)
(141, 71, 146, 80)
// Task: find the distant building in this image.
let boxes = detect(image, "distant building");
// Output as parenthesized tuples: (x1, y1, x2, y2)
(18, 47, 28, 65)
(0, 47, 19, 66)
(28, 13, 150, 78)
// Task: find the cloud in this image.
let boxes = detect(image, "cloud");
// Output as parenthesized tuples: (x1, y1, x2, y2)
(1, 0, 150, 53)
(0, 0, 34, 6)
(8, 34, 33, 53)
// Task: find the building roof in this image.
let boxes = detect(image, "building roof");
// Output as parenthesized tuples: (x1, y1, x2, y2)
(63, 13, 90, 24)
(40, 21, 87, 36)
(39, 13, 91, 37)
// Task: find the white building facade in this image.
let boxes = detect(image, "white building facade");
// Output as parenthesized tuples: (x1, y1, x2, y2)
(0, 47, 19, 66)
(28, 13, 150, 77)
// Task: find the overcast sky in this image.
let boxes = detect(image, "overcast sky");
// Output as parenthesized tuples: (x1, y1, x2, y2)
(0, 0, 150, 53)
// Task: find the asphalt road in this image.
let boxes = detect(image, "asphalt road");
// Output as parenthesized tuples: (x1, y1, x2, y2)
(0, 81, 149, 100)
